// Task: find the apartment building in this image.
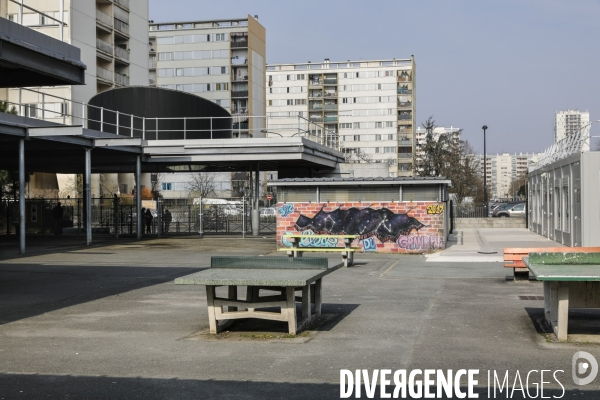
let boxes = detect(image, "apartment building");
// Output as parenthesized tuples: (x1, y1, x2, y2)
(555, 109, 590, 143)
(266, 57, 416, 177)
(2, 0, 150, 197)
(478, 153, 538, 200)
(149, 15, 266, 138)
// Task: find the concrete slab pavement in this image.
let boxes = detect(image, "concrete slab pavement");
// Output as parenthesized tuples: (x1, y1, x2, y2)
(0, 236, 599, 399)
(426, 228, 564, 262)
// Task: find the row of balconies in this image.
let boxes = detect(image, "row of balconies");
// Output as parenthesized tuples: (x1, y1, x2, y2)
(96, 10, 130, 37)
(97, 66, 129, 86)
(96, 38, 130, 63)
(231, 40, 248, 48)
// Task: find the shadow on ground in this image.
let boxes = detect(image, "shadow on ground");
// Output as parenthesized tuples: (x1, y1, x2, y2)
(0, 374, 596, 400)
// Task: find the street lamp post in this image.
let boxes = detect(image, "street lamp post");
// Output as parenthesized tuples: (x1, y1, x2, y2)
(482, 125, 488, 213)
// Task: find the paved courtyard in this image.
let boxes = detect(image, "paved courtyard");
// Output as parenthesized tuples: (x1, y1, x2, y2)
(0, 231, 599, 399)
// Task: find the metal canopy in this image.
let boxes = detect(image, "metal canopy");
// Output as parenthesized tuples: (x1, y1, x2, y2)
(0, 116, 344, 174)
(0, 18, 86, 87)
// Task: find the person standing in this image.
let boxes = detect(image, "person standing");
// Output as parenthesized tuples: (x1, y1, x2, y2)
(164, 208, 172, 233)
(145, 208, 153, 234)
(52, 202, 63, 234)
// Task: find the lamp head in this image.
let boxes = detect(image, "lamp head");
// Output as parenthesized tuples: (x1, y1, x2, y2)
(482, 125, 488, 131)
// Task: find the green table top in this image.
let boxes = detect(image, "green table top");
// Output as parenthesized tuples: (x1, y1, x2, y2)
(175, 260, 343, 287)
(524, 257, 600, 281)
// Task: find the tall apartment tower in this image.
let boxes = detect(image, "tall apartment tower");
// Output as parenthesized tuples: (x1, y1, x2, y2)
(149, 15, 266, 138)
(555, 109, 590, 143)
(2, 0, 150, 197)
(478, 153, 538, 200)
(266, 57, 416, 177)
(3, 0, 149, 111)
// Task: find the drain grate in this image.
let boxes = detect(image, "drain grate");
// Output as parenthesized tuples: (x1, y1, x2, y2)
(518, 295, 544, 300)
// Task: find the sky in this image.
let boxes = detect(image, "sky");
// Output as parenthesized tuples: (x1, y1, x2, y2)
(149, 0, 600, 155)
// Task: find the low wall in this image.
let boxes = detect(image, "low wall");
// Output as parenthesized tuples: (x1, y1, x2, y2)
(454, 218, 526, 229)
(276, 201, 446, 254)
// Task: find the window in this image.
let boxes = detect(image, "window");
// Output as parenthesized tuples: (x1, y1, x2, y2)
(158, 52, 173, 61)
(376, 134, 382, 141)
(194, 50, 212, 59)
(268, 100, 273, 106)
(213, 33, 227, 41)
(158, 68, 174, 77)
(157, 37, 174, 45)
(195, 67, 209, 75)
(194, 34, 209, 42)
(353, 122, 361, 129)
(215, 83, 229, 91)
(194, 83, 210, 92)
(286, 99, 293, 105)
(176, 68, 184, 77)
(174, 36, 184, 44)
(353, 135, 360, 141)
(24, 103, 38, 118)
(340, 123, 352, 129)
(296, 74, 305, 80)
(213, 49, 229, 58)
(212, 66, 228, 75)
(286, 75, 292, 81)
(294, 99, 306, 105)
(161, 183, 172, 190)
(375, 122, 382, 128)
(386, 121, 394, 128)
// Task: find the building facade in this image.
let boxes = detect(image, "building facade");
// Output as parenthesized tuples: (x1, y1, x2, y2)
(414, 125, 461, 176)
(2, 0, 150, 197)
(478, 153, 538, 200)
(555, 109, 590, 143)
(149, 15, 266, 139)
(266, 57, 416, 177)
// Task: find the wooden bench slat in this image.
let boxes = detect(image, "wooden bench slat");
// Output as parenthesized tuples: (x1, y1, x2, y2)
(279, 248, 357, 252)
(503, 247, 600, 275)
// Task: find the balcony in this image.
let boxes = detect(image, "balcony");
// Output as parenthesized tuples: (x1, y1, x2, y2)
(398, 136, 412, 145)
(397, 101, 412, 109)
(398, 153, 413, 158)
(114, 19, 130, 36)
(97, 66, 113, 84)
(148, 60, 156, 69)
(309, 80, 323, 87)
(310, 104, 323, 110)
(398, 127, 412, 134)
(115, 46, 130, 62)
(149, 78, 156, 86)
(323, 104, 337, 110)
(114, 0, 129, 10)
(96, 38, 113, 56)
(323, 78, 337, 85)
(231, 90, 248, 98)
(324, 116, 338, 123)
(96, 9, 113, 30)
(231, 40, 248, 48)
(397, 88, 412, 95)
(323, 92, 337, 97)
(231, 56, 247, 65)
(308, 92, 323, 98)
(115, 72, 129, 86)
(233, 75, 248, 82)
(398, 113, 412, 120)
(309, 115, 323, 122)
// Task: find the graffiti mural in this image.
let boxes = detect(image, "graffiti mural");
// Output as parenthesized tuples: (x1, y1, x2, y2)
(281, 229, 339, 248)
(363, 237, 377, 252)
(277, 204, 294, 217)
(397, 235, 444, 250)
(294, 206, 425, 243)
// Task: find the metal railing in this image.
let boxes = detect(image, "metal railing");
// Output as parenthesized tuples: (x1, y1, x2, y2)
(231, 90, 248, 98)
(97, 66, 113, 82)
(8, 0, 67, 41)
(115, 72, 129, 86)
(148, 60, 156, 69)
(114, 0, 130, 10)
(324, 116, 338, 123)
(4, 88, 342, 150)
(115, 46, 130, 61)
(114, 18, 129, 35)
(96, 9, 113, 28)
(323, 78, 337, 85)
(96, 38, 113, 55)
(323, 104, 337, 110)
(453, 205, 488, 218)
(231, 40, 248, 48)
(398, 114, 412, 120)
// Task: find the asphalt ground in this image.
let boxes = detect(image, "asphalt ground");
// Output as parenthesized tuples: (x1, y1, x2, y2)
(0, 233, 599, 399)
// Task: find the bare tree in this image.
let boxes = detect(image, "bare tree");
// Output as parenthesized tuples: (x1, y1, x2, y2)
(344, 149, 373, 164)
(186, 172, 217, 198)
(416, 116, 460, 177)
(450, 140, 484, 206)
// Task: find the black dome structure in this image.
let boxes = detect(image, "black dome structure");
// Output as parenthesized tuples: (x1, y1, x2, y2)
(87, 86, 232, 140)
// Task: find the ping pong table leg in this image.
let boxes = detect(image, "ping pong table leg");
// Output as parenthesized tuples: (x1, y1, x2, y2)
(314, 279, 322, 316)
(228, 285, 238, 312)
(302, 284, 311, 320)
(286, 286, 297, 335)
(206, 285, 218, 334)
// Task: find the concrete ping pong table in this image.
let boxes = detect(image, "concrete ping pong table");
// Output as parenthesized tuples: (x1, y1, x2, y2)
(175, 256, 343, 334)
(525, 252, 600, 341)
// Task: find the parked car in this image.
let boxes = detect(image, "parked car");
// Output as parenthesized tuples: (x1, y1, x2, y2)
(259, 207, 276, 217)
(492, 202, 525, 218)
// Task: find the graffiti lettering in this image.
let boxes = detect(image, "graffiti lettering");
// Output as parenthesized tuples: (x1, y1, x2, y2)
(277, 204, 294, 217)
(363, 237, 377, 252)
(281, 231, 295, 248)
(299, 230, 338, 247)
(426, 204, 444, 215)
(397, 235, 444, 250)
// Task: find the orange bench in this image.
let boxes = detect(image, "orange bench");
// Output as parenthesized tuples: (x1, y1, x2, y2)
(504, 247, 600, 280)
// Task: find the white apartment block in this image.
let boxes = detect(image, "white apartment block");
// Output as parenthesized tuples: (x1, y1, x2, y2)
(478, 153, 539, 200)
(555, 109, 590, 143)
(2, 0, 150, 197)
(266, 57, 416, 177)
(149, 15, 266, 139)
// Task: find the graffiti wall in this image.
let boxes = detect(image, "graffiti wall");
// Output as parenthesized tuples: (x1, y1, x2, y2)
(276, 202, 447, 254)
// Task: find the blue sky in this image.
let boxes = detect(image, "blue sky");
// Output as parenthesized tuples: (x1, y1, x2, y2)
(149, 0, 600, 154)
